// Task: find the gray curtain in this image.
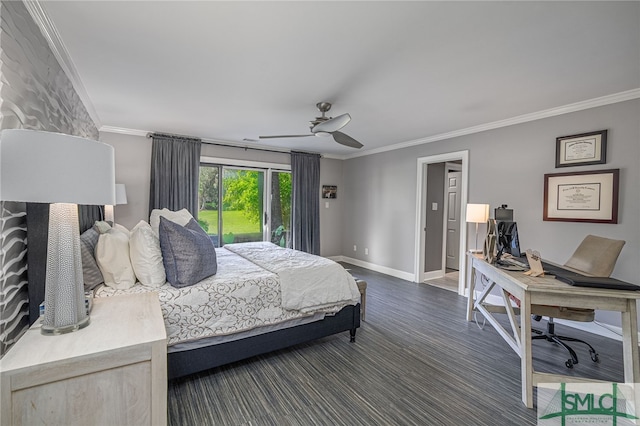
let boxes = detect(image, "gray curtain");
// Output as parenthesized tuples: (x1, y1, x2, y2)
(291, 151, 321, 254)
(149, 134, 202, 217)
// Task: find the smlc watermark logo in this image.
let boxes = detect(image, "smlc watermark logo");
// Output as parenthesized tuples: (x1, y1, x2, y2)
(538, 382, 639, 425)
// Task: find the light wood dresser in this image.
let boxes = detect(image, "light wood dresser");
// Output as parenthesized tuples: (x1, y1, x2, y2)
(0, 292, 167, 426)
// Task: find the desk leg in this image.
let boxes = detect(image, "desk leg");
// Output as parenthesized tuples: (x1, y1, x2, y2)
(520, 296, 533, 408)
(621, 299, 640, 383)
(466, 255, 476, 322)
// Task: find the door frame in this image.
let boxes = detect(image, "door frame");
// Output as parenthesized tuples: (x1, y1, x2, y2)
(414, 150, 469, 295)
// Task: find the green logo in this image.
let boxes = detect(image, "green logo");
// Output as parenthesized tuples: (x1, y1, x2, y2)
(538, 383, 638, 425)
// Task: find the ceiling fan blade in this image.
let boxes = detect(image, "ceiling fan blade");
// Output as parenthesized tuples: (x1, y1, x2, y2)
(333, 131, 363, 149)
(259, 134, 313, 139)
(311, 113, 351, 133)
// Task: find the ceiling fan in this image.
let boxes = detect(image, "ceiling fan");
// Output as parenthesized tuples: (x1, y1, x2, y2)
(259, 102, 363, 149)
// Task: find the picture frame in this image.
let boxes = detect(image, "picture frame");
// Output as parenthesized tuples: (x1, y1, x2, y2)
(543, 169, 619, 224)
(322, 185, 337, 199)
(555, 130, 607, 168)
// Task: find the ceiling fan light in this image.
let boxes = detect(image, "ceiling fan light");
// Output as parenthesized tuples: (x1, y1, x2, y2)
(314, 131, 332, 137)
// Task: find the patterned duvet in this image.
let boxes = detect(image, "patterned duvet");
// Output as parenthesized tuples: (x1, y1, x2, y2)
(95, 244, 359, 346)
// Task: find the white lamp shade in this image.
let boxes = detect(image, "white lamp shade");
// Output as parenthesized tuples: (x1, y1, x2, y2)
(466, 203, 490, 223)
(0, 129, 115, 205)
(115, 183, 128, 205)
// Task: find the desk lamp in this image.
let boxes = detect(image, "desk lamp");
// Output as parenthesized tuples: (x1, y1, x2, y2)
(0, 129, 115, 335)
(466, 203, 489, 253)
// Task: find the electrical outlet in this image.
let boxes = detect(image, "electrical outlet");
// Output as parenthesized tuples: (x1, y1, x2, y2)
(365, 248, 369, 255)
(353, 245, 357, 252)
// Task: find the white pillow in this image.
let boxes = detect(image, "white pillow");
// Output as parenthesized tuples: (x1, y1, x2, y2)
(150, 208, 194, 236)
(95, 225, 136, 290)
(113, 223, 131, 237)
(130, 220, 166, 288)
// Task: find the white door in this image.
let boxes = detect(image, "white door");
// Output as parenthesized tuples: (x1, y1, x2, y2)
(445, 171, 461, 270)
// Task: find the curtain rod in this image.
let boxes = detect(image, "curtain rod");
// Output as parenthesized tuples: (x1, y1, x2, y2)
(146, 132, 320, 156)
(146, 132, 201, 142)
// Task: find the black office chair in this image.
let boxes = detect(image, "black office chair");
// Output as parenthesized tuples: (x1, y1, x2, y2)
(531, 235, 625, 368)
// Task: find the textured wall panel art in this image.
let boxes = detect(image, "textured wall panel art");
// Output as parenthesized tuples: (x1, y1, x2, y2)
(0, 1, 98, 357)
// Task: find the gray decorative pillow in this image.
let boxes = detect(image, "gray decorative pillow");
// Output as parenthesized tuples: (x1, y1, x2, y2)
(159, 216, 217, 288)
(79, 225, 104, 291)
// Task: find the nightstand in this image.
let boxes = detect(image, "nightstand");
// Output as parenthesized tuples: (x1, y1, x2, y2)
(0, 292, 167, 426)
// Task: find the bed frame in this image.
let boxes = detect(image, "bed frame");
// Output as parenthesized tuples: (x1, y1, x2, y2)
(168, 303, 359, 379)
(26, 204, 360, 379)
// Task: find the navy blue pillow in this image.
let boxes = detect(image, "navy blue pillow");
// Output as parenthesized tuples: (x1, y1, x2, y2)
(158, 216, 217, 287)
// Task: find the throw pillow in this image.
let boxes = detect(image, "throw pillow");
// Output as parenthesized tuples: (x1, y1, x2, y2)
(130, 220, 166, 287)
(94, 220, 112, 234)
(79, 225, 104, 291)
(95, 224, 136, 290)
(159, 216, 217, 288)
(150, 208, 194, 236)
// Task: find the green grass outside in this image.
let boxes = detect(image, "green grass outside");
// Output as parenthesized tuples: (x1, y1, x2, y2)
(197, 209, 260, 235)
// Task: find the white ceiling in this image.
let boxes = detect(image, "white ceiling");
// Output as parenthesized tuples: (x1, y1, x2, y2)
(38, 1, 640, 158)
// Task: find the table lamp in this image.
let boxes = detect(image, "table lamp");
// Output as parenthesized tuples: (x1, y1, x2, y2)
(0, 129, 115, 335)
(104, 183, 128, 222)
(466, 203, 489, 253)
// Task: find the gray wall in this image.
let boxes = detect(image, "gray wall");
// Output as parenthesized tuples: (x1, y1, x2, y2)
(99, 132, 341, 256)
(99, 132, 153, 230)
(319, 158, 344, 257)
(342, 150, 418, 269)
(0, 1, 98, 356)
(342, 99, 640, 327)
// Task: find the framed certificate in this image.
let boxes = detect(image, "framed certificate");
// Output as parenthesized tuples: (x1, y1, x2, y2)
(555, 130, 607, 168)
(543, 169, 619, 223)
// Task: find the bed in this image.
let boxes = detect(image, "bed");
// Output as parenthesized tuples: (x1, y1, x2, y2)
(25, 205, 361, 379)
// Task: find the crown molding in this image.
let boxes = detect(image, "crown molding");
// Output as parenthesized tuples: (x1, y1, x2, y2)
(342, 88, 640, 160)
(99, 125, 149, 138)
(24, 0, 102, 129)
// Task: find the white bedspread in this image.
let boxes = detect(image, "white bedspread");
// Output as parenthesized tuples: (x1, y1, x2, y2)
(224, 242, 361, 313)
(95, 247, 309, 346)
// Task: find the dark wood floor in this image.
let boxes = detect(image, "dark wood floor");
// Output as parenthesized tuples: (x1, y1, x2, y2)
(168, 263, 626, 425)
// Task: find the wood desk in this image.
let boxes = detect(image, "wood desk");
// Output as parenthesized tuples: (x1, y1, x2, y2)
(465, 253, 640, 408)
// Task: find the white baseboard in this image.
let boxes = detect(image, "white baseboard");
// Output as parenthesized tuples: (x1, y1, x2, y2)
(330, 256, 415, 282)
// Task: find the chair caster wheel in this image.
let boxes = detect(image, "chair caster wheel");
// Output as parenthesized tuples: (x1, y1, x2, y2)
(590, 350, 600, 363)
(565, 359, 574, 369)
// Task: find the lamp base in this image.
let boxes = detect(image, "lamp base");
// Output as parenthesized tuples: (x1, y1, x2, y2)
(41, 315, 90, 335)
(41, 203, 90, 336)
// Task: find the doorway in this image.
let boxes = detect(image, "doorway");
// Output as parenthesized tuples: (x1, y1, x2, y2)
(414, 151, 469, 295)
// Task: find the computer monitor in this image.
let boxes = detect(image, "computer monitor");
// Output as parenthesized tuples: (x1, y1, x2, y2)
(496, 221, 521, 259)
(494, 205, 513, 221)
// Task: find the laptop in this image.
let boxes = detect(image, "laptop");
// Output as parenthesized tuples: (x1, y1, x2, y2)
(553, 272, 640, 291)
(535, 261, 639, 291)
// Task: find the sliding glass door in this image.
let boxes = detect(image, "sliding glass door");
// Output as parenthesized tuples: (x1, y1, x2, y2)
(198, 164, 291, 247)
(269, 171, 291, 248)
